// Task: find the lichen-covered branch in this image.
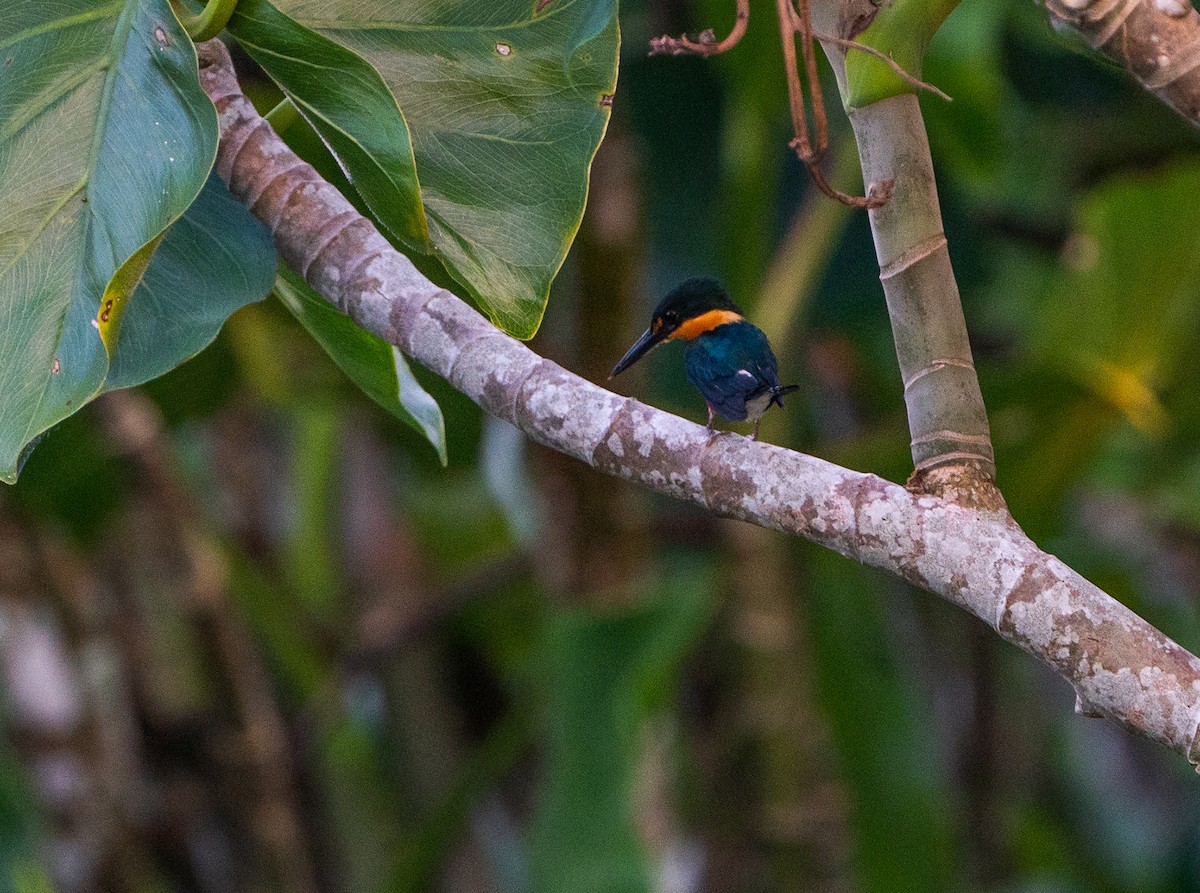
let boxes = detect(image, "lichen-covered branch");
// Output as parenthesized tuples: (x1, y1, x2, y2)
(196, 40, 1200, 769)
(1046, 0, 1200, 125)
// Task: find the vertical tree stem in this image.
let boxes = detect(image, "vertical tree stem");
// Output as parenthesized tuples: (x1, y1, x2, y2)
(849, 94, 996, 488)
(806, 0, 1000, 503)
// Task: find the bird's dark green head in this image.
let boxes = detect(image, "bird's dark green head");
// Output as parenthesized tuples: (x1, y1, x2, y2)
(610, 277, 745, 378)
(651, 276, 741, 325)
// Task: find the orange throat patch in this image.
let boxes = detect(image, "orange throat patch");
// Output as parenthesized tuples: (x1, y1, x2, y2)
(670, 309, 743, 341)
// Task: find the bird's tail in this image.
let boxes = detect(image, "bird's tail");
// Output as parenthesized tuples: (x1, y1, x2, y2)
(768, 384, 801, 410)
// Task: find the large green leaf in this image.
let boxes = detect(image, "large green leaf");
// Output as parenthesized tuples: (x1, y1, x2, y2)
(253, 0, 620, 339)
(274, 266, 448, 465)
(225, 0, 430, 256)
(108, 173, 277, 389)
(0, 0, 217, 481)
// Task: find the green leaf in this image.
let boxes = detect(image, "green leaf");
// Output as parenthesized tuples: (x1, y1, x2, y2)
(1004, 162, 1200, 521)
(225, 0, 430, 255)
(274, 266, 448, 465)
(1036, 160, 1200, 425)
(529, 572, 711, 893)
(260, 0, 620, 339)
(394, 348, 448, 465)
(806, 549, 959, 893)
(0, 0, 217, 481)
(842, 0, 960, 108)
(566, 0, 618, 60)
(107, 174, 277, 389)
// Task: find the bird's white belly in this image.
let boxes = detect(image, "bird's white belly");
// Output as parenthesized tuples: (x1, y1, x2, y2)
(745, 390, 773, 421)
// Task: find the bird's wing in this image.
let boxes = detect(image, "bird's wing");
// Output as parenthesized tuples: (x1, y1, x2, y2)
(695, 366, 753, 410)
(686, 335, 773, 421)
(737, 327, 782, 395)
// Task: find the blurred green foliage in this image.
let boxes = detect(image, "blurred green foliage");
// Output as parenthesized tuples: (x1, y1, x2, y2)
(3, 1, 1200, 892)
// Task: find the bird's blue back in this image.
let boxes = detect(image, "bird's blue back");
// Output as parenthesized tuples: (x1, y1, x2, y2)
(684, 321, 781, 421)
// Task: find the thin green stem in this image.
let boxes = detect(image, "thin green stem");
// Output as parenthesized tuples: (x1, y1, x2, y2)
(175, 0, 239, 42)
(265, 97, 299, 134)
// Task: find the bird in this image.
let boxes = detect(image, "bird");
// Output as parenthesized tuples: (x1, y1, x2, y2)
(610, 277, 799, 440)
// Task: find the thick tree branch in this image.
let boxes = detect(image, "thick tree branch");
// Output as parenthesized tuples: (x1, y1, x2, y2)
(196, 40, 1200, 769)
(1047, 0, 1200, 125)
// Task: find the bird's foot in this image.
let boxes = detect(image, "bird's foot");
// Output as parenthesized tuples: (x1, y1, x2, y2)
(705, 405, 718, 442)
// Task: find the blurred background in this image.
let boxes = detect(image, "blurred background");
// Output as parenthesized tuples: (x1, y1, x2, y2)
(4, 0, 1200, 891)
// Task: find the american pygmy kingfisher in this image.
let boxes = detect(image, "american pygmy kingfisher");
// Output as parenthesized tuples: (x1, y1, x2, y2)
(610, 277, 799, 440)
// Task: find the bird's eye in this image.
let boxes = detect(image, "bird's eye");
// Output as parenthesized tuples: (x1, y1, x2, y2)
(662, 311, 678, 325)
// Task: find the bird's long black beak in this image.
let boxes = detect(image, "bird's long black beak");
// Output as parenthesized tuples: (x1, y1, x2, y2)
(610, 327, 665, 378)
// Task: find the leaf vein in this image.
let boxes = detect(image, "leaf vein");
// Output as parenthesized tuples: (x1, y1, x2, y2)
(0, 2, 122, 53)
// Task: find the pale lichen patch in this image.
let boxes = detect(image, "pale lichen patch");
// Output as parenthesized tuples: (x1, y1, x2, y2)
(632, 413, 656, 458)
(519, 374, 626, 464)
(645, 410, 698, 456)
(1079, 664, 1199, 748)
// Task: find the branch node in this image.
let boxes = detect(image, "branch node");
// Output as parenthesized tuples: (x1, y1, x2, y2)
(800, 158, 894, 208)
(1074, 691, 1106, 719)
(865, 178, 895, 208)
(647, 0, 749, 57)
(905, 461, 1004, 510)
